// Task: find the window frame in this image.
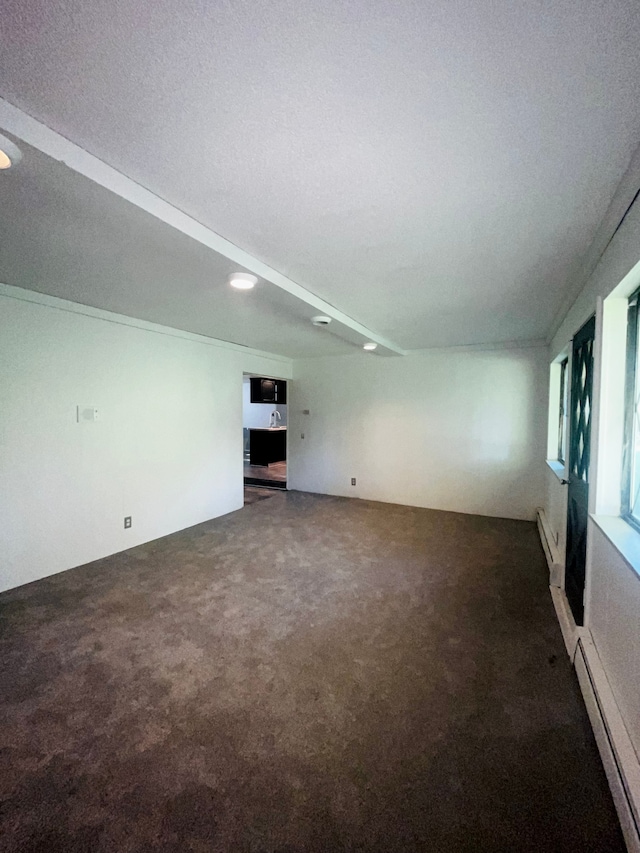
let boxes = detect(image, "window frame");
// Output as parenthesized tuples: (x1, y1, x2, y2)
(621, 285, 640, 533)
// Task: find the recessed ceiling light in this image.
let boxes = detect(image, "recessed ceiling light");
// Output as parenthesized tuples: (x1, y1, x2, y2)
(228, 272, 257, 290)
(0, 134, 22, 170)
(311, 315, 331, 327)
(363, 342, 378, 351)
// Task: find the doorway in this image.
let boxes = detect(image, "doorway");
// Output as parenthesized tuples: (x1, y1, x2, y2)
(565, 314, 595, 625)
(242, 375, 288, 497)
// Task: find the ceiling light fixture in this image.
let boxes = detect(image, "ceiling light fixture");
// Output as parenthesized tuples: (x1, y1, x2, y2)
(0, 134, 22, 170)
(311, 315, 331, 327)
(228, 272, 257, 290)
(363, 342, 378, 351)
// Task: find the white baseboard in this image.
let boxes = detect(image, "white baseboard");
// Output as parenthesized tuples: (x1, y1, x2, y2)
(575, 636, 640, 853)
(549, 586, 581, 659)
(540, 509, 640, 850)
(536, 507, 563, 587)
(536, 508, 578, 657)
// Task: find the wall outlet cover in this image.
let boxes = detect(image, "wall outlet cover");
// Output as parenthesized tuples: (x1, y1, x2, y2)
(124, 516, 132, 529)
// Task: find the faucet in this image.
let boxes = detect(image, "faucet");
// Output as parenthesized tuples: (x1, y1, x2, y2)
(269, 410, 281, 428)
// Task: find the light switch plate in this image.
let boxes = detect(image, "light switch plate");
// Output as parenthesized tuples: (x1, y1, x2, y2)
(77, 405, 99, 422)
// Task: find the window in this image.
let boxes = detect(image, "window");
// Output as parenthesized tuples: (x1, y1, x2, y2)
(557, 357, 568, 465)
(622, 286, 640, 530)
(546, 353, 570, 475)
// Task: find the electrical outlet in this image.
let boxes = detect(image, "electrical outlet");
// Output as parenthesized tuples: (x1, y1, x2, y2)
(351, 478, 356, 486)
(301, 432, 305, 439)
(124, 516, 132, 529)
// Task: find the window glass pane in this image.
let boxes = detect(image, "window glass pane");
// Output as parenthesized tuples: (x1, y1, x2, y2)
(558, 358, 568, 464)
(630, 339, 640, 521)
(623, 290, 640, 530)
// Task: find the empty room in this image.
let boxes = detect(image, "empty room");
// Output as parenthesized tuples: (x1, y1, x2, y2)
(1, 1, 640, 851)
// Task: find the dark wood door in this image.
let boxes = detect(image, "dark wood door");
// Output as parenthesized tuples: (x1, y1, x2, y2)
(565, 315, 595, 625)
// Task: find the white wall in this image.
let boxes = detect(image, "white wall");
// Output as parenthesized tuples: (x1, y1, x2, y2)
(0, 285, 291, 593)
(543, 193, 640, 787)
(290, 344, 548, 520)
(545, 466, 568, 562)
(589, 521, 640, 759)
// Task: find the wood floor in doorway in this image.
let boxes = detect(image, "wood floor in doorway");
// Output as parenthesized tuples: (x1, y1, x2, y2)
(244, 460, 287, 483)
(244, 485, 279, 506)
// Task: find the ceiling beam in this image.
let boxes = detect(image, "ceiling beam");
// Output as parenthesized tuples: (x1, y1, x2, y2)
(0, 98, 406, 356)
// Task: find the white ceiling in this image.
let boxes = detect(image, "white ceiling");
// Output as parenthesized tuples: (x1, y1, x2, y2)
(1, 0, 640, 353)
(0, 140, 383, 358)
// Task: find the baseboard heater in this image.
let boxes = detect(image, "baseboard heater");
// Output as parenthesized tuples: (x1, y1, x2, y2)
(574, 635, 640, 853)
(536, 507, 563, 587)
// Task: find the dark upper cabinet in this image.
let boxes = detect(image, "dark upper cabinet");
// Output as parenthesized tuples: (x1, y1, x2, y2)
(250, 377, 287, 404)
(251, 377, 275, 403)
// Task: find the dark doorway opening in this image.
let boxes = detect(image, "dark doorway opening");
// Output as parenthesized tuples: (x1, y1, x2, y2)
(243, 375, 288, 494)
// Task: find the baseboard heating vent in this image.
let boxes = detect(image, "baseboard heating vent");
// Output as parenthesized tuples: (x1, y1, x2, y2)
(575, 636, 640, 853)
(536, 507, 563, 587)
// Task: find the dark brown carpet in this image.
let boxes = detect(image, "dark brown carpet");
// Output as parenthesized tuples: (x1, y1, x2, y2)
(0, 491, 624, 852)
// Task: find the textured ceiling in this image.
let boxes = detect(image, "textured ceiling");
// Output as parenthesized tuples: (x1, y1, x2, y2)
(1, 0, 640, 350)
(0, 142, 374, 358)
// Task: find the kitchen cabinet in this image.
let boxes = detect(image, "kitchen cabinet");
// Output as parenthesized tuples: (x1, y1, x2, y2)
(250, 377, 287, 404)
(249, 429, 287, 466)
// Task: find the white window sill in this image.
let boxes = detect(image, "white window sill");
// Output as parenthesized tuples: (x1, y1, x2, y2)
(546, 459, 568, 483)
(591, 515, 640, 581)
